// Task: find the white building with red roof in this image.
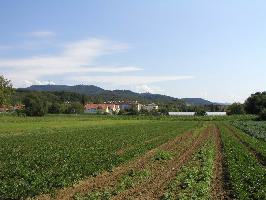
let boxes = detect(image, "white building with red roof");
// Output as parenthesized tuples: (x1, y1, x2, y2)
(84, 103, 120, 114)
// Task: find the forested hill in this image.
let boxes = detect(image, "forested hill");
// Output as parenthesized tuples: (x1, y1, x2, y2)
(18, 84, 219, 105)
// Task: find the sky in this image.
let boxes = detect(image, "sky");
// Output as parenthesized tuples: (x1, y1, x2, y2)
(0, 0, 266, 103)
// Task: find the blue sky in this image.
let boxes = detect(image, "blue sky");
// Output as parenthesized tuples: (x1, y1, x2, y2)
(0, 0, 266, 103)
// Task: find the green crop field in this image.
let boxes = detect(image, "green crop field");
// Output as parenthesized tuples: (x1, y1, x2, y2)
(0, 115, 265, 200)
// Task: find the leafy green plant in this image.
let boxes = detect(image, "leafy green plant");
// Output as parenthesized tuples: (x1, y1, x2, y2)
(75, 169, 151, 200)
(153, 150, 173, 161)
(161, 139, 215, 199)
(219, 124, 266, 199)
(232, 121, 266, 141)
(0, 115, 197, 199)
(114, 169, 151, 194)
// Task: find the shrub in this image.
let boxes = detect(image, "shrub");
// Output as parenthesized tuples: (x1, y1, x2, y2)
(194, 109, 207, 116)
(22, 94, 47, 116)
(226, 103, 245, 115)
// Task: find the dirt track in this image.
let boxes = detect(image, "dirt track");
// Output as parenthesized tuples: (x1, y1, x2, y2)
(211, 125, 231, 200)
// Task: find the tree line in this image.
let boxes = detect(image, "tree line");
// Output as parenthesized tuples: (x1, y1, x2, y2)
(1, 75, 266, 119)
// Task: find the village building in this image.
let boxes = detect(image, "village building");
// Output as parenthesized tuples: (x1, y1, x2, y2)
(84, 101, 159, 114)
(142, 103, 159, 111)
(84, 103, 120, 114)
(119, 102, 143, 111)
(0, 104, 25, 113)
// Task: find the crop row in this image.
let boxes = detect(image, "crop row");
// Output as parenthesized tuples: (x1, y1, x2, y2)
(72, 123, 208, 200)
(225, 123, 266, 158)
(219, 124, 266, 199)
(161, 134, 215, 199)
(0, 120, 198, 199)
(232, 121, 266, 141)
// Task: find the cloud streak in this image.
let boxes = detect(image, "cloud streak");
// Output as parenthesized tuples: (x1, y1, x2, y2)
(0, 38, 142, 86)
(27, 31, 56, 38)
(0, 35, 194, 89)
(68, 75, 194, 86)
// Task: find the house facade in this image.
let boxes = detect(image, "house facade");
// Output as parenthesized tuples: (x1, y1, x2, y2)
(84, 103, 120, 114)
(0, 104, 25, 113)
(84, 102, 159, 114)
(142, 103, 159, 111)
(119, 102, 143, 111)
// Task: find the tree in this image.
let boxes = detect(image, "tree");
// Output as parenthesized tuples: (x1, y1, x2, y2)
(0, 75, 14, 106)
(244, 92, 266, 114)
(226, 103, 244, 115)
(23, 94, 47, 116)
(194, 109, 207, 116)
(258, 109, 266, 121)
(158, 108, 169, 115)
(48, 103, 61, 114)
(65, 102, 84, 114)
(81, 94, 87, 106)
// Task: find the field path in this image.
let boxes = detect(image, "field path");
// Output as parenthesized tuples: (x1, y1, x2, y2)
(36, 130, 195, 200)
(113, 126, 211, 200)
(211, 125, 232, 200)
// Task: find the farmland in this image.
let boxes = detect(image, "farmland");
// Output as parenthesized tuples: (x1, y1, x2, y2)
(0, 115, 265, 199)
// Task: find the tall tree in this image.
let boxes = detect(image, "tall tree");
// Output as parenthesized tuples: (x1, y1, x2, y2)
(226, 103, 245, 115)
(244, 92, 266, 114)
(23, 94, 48, 116)
(0, 75, 14, 106)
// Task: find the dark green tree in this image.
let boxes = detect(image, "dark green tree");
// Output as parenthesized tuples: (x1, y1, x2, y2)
(258, 109, 266, 121)
(23, 94, 47, 116)
(194, 109, 207, 116)
(244, 92, 266, 114)
(48, 103, 61, 114)
(226, 103, 244, 115)
(81, 94, 87, 106)
(65, 102, 84, 114)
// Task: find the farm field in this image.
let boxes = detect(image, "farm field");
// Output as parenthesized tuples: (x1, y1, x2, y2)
(0, 115, 265, 199)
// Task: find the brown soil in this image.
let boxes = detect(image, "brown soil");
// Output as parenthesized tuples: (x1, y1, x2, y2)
(35, 130, 194, 200)
(211, 125, 231, 200)
(113, 127, 211, 200)
(225, 124, 266, 166)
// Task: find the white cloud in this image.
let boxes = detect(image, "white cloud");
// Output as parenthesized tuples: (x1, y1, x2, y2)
(135, 84, 164, 94)
(0, 38, 143, 86)
(0, 37, 194, 89)
(68, 75, 194, 86)
(24, 80, 56, 87)
(27, 31, 56, 38)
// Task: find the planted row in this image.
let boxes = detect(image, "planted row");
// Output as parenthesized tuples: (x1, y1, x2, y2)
(226, 123, 266, 158)
(161, 135, 215, 199)
(232, 121, 266, 141)
(219, 124, 266, 199)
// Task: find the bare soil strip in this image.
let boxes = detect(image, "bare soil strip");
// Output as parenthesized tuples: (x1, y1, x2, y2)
(113, 127, 211, 200)
(211, 125, 232, 200)
(36, 130, 194, 200)
(225, 124, 266, 166)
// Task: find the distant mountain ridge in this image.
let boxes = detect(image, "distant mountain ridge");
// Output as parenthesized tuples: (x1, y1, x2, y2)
(19, 84, 223, 105)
